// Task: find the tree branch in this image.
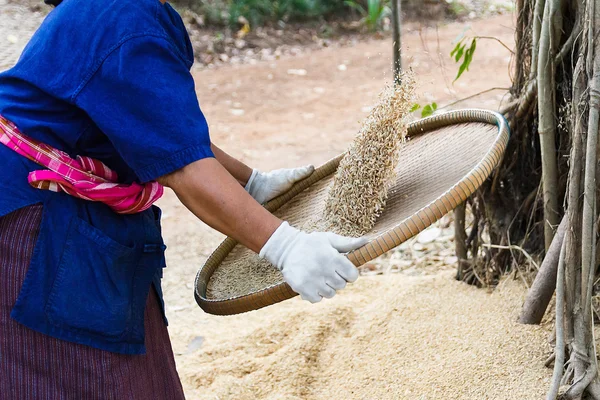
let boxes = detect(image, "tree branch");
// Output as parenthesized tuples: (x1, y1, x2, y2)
(473, 36, 515, 54)
(481, 243, 540, 271)
(437, 87, 510, 112)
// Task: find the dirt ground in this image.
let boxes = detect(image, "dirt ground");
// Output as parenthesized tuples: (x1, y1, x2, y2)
(0, 6, 553, 399)
(159, 13, 553, 400)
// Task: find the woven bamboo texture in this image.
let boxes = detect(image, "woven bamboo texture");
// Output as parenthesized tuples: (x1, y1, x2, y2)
(195, 109, 510, 315)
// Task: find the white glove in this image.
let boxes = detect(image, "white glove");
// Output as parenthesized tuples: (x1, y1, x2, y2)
(260, 222, 368, 303)
(245, 165, 314, 204)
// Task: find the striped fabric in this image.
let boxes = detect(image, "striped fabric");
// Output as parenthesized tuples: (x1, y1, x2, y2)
(0, 115, 163, 214)
(0, 205, 186, 400)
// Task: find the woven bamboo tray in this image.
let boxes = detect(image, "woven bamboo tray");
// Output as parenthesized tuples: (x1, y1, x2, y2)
(195, 109, 510, 316)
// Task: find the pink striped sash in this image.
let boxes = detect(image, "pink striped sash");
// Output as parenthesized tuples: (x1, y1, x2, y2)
(0, 115, 163, 214)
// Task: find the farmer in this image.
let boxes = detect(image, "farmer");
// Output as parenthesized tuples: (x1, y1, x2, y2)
(0, 0, 366, 398)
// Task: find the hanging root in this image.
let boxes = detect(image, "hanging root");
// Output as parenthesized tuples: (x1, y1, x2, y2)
(454, 203, 468, 281)
(547, 238, 567, 400)
(537, 0, 562, 250)
(519, 216, 568, 325)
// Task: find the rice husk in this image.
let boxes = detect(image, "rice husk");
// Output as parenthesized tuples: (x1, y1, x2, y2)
(206, 74, 416, 300)
(323, 72, 415, 236)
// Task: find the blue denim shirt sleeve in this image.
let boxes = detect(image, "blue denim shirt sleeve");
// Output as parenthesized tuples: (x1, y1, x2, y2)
(74, 35, 214, 183)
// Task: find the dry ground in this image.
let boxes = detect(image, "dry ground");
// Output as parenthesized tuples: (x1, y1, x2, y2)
(0, 6, 553, 399)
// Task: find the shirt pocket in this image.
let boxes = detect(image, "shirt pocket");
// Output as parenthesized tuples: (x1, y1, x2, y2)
(45, 216, 139, 339)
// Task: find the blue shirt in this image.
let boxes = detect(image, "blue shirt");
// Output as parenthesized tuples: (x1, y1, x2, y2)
(0, 0, 214, 354)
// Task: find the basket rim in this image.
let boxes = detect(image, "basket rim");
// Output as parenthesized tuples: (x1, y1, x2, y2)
(194, 108, 510, 315)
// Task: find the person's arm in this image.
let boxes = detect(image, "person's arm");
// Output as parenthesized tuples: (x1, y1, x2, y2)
(210, 143, 314, 204)
(211, 141, 315, 205)
(211, 143, 253, 186)
(158, 157, 367, 303)
(158, 157, 279, 253)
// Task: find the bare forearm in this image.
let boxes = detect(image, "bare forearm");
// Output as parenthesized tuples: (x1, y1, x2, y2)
(158, 157, 280, 253)
(211, 143, 253, 186)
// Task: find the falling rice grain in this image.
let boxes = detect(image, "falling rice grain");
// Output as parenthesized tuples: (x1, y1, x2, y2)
(323, 72, 415, 237)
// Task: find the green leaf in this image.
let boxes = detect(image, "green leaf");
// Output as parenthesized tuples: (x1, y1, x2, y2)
(421, 104, 434, 117)
(454, 44, 466, 62)
(410, 103, 421, 113)
(454, 54, 469, 81)
(465, 37, 477, 70)
(450, 40, 464, 58)
(453, 38, 477, 82)
(431, 102, 438, 110)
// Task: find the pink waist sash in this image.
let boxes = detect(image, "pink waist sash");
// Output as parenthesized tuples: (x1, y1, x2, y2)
(0, 115, 163, 214)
